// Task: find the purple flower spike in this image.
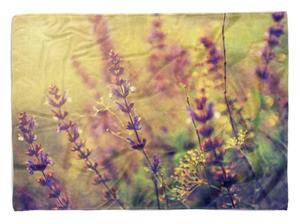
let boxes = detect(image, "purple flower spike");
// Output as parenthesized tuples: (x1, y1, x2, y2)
(26, 144, 42, 157)
(39, 151, 52, 166)
(200, 37, 223, 71)
(148, 16, 165, 49)
(127, 115, 142, 131)
(127, 137, 147, 150)
(203, 138, 223, 152)
(206, 103, 214, 120)
(269, 25, 284, 38)
(272, 12, 285, 22)
(262, 47, 275, 63)
(37, 173, 55, 187)
(187, 88, 237, 207)
(256, 66, 270, 80)
(18, 112, 37, 144)
(49, 186, 61, 198)
(151, 155, 160, 174)
(47, 85, 124, 209)
(18, 112, 69, 209)
(255, 12, 285, 86)
(195, 97, 207, 110)
(200, 37, 213, 48)
(26, 161, 36, 175)
(108, 49, 163, 208)
(198, 125, 214, 137)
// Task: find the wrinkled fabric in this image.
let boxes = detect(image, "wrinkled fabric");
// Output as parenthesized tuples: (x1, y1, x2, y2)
(12, 13, 288, 210)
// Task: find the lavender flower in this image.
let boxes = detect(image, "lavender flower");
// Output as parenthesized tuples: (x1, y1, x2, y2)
(166, 45, 191, 85)
(147, 15, 165, 49)
(47, 85, 125, 209)
(198, 125, 214, 138)
(255, 12, 288, 123)
(18, 112, 69, 209)
(147, 16, 191, 92)
(255, 12, 285, 81)
(151, 155, 160, 174)
(108, 50, 166, 209)
(272, 12, 285, 22)
(90, 15, 115, 83)
(255, 66, 270, 80)
(200, 37, 223, 72)
(189, 90, 237, 208)
(221, 14, 274, 207)
(71, 56, 101, 99)
(108, 50, 147, 151)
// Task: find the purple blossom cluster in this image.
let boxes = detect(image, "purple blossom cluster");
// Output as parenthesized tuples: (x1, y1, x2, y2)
(189, 89, 237, 208)
(255, 12, 288, 123)
(166, 46, 191, 85)
(147, 16, 191, 91)
(18, 112, 69, 209)
(108, 50, 147, 151)
(200, 37, 223, 72)
(91, 15, 115, 83)
(147, 15, 165, 49)
(151, 155, 161, 174)
(147, 16, 170, 92)
(256, 12, 285, 81)
(47, 85, 125, 209)
(108, 50, 165, 208)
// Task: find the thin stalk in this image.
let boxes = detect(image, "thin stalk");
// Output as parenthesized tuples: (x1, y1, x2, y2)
(184, 86, 218, 203)
(153, 177, 161, 209)
(110, 54, 189, 209)
(29, 143, 66, 208)
(122, 92, 189, 209)
(71, 136, 125, 210)
(120, 87, 161, 209)
(221, 13, 238, 138)
(221, 13, 272, 206)
(123, 97, 142, 144)
(160, 175, 170, 209)
(184, 87, 202, 150)
(58, 109, 125, 209)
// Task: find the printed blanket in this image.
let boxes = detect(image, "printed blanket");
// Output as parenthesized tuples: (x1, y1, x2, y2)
(12, 13, 288, 210)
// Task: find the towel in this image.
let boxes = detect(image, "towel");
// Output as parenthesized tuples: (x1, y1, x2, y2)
(12, 12, 288, 210)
